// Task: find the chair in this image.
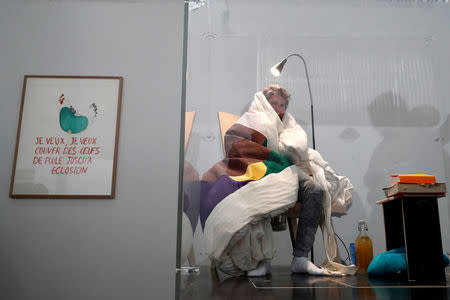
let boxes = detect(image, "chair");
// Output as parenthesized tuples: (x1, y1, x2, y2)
(217, 112, 302, 250)
(185, 111, 196, 152)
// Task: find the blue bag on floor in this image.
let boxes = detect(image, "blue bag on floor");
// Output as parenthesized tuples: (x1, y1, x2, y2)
(367, 247, 450, 276)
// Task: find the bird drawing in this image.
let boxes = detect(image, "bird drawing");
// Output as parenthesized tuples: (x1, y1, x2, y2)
(58, 93, 98, 134)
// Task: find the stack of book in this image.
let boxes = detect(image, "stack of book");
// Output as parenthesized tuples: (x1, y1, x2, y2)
(383, 174, 446, 198)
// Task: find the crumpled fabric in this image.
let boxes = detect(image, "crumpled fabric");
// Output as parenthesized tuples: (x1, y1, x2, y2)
(202, 91, 355, 277)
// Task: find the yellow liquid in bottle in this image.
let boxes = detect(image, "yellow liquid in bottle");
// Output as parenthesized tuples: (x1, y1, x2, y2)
(355, 235, 373, 273)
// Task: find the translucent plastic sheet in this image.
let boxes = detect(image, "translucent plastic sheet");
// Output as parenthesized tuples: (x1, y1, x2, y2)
(179, 0, 450, 274)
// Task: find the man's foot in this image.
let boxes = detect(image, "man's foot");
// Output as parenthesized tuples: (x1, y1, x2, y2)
(247, 261, 271, 277)
(291, 256, 330, 276)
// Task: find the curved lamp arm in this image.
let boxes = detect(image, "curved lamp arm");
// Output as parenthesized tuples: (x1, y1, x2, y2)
(271, 53, 315, 150)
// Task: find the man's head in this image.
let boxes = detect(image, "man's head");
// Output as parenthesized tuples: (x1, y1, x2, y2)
(262, 84, 290, 118)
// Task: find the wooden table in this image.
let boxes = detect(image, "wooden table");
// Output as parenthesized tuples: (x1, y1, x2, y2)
(377, 188, 447, 284)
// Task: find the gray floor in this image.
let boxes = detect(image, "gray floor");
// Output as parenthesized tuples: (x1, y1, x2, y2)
(177, 266, 450, 300)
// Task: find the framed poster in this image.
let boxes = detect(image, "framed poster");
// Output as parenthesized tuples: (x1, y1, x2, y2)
(10, 75, 123, 198)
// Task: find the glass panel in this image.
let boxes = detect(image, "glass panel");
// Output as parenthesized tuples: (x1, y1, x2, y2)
(179, 0, 450, 278)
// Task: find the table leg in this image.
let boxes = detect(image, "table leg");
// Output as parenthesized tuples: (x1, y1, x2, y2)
(382, 200, 405, 250)
(401, 197, 446, 284)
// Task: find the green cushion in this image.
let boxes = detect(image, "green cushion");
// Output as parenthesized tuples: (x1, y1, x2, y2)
(368, 247, 449, 276)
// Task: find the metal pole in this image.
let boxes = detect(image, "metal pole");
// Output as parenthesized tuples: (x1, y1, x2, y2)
(288, 53, 315, 150)
(285, 53, 316, 263)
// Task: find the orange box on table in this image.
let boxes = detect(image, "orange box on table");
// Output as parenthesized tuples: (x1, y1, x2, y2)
(390, 174, 436, 186)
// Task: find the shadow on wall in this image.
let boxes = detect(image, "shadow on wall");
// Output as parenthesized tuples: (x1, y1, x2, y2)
(367, 91, 440, 128)
(440, 114, 450, 221)
(440, 114, 450, 182)
(363, 91, 440, 222)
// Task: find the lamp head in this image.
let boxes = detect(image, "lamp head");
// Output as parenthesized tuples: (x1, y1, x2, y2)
(270, 58, 287, 77)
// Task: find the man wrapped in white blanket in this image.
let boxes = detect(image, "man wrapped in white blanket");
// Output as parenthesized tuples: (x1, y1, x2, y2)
(246, 84, 356, 277)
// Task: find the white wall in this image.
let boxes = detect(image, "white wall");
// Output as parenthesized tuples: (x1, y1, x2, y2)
(184, 0, 450, 266)
(0, 1, 184, 299)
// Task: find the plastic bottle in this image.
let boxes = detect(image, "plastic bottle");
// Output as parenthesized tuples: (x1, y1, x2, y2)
(349, 242, 356, 265)
(355, 220, 373, 273)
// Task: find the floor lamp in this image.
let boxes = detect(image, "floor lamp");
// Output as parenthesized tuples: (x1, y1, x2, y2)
(271, 53, 316, 263)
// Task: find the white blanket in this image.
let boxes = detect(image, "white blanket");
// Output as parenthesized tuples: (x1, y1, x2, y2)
(205, 92, 355, 278)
